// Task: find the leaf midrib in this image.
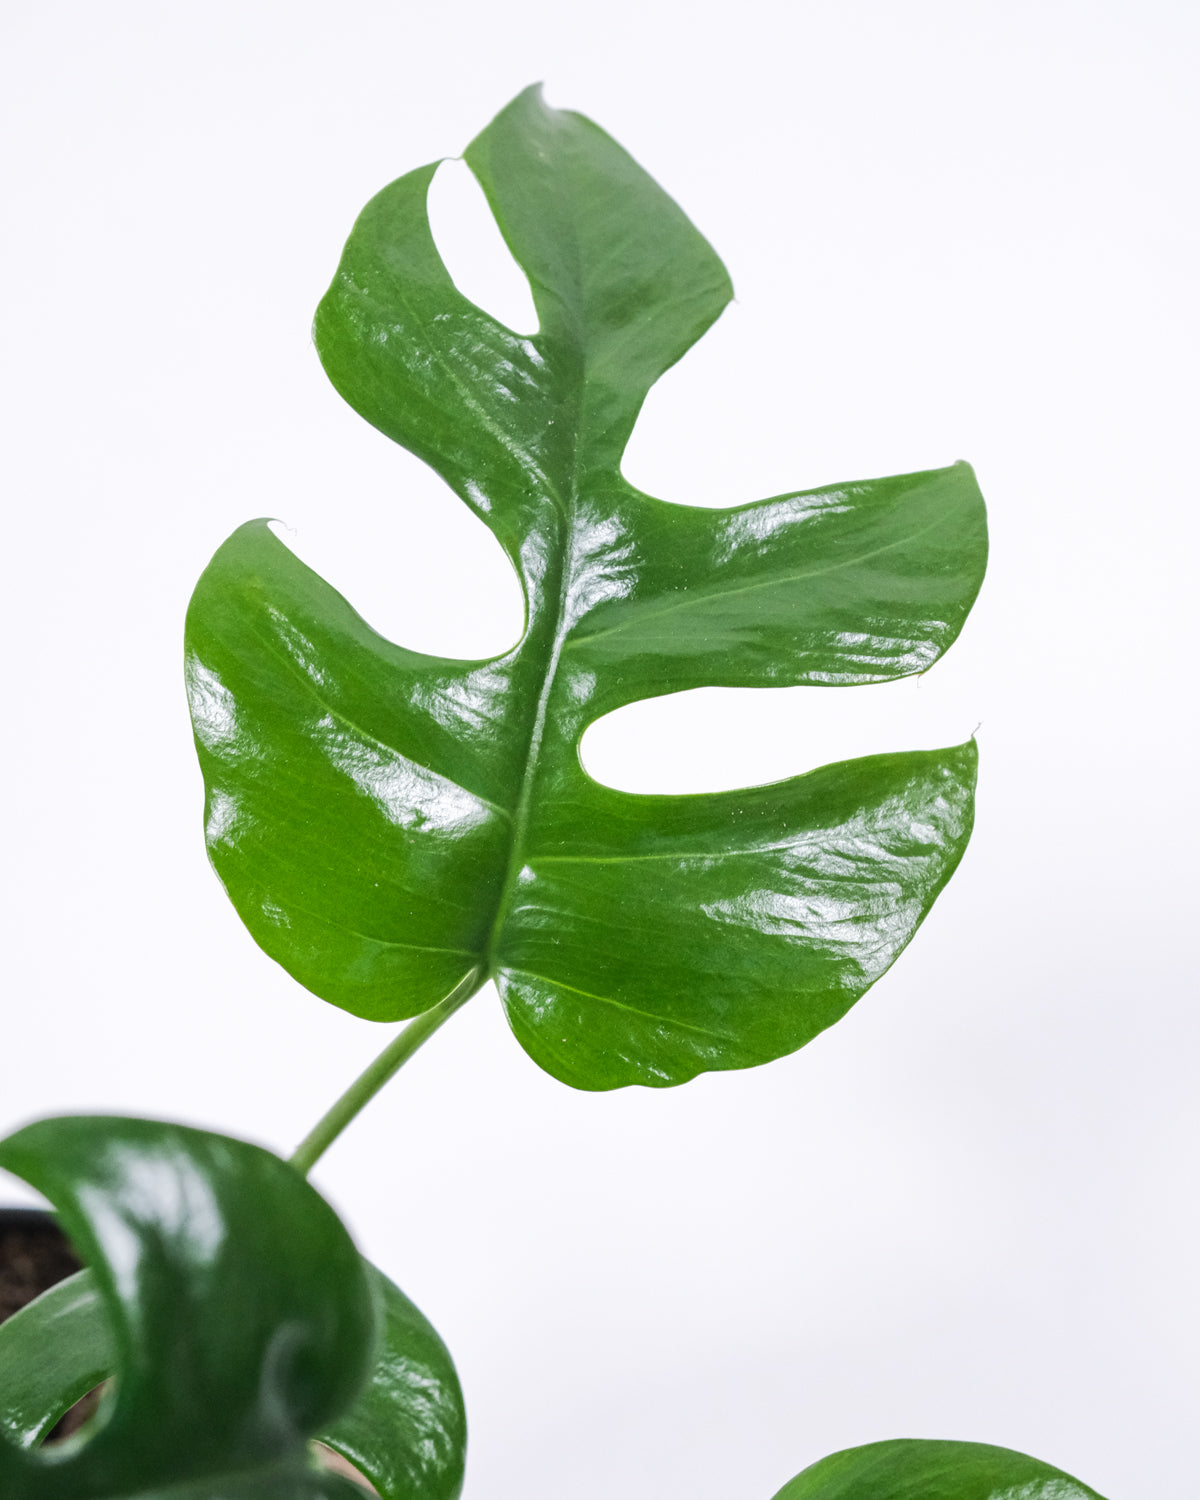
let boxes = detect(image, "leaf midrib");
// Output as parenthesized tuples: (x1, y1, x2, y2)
(480, 465, 581, 980)
(481, 178, 590, 982)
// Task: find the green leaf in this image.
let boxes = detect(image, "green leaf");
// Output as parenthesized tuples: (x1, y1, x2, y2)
(0, 1124, 466, 1500)
(185, 84, 987, 1089)
(0, 1264, 466, 1500)
(0, 1271, 111, 1451)
(771, 1438, 1109, 1499)
(0, 1116, 377, 1498)
(318, 1266, 466, 1500)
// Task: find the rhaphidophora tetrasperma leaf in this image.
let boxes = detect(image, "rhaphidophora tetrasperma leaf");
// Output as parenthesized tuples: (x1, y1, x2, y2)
(185, 86, 987, 1089)
(0, 1117, 376, 1499)
(0, 1117, 466, 1500)
(771, 1437, 1108, 1500)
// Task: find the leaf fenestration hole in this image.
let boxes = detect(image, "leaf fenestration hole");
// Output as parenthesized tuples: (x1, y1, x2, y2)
(266, 498, 525, 664)
(580, 679, 976, 796)
(427, 158, 539, 335)
(43, 1382, 110, 1447)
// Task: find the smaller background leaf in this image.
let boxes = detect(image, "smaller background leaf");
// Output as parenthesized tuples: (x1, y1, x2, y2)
(772, 1438, 1108, 1499)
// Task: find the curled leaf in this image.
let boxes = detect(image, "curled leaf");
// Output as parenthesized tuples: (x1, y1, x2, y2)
(316, 1265, 466, 1500)
(0, 1116, 375, 1498)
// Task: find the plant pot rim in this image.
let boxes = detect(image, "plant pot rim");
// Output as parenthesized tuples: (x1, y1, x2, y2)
(0, 1207, 58, 1229)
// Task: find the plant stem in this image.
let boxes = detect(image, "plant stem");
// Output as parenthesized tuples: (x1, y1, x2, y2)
(290, 968, 483, 1175)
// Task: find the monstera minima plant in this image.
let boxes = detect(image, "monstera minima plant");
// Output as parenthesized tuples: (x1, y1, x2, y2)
(0, 87, 1109, 1499)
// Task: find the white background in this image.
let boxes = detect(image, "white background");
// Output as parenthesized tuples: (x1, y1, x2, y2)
(1, 3, 1196, 1497)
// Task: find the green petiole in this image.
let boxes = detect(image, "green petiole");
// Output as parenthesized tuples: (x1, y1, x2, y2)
(290, 967, 483, 1176)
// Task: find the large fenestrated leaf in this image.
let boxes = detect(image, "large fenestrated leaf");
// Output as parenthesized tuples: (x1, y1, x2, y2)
(0, 1116, 376, 1499)
(771, 1437, 1108, 1499)
(185, 85, 987, 1090)
(0, 1121, 466, 1500)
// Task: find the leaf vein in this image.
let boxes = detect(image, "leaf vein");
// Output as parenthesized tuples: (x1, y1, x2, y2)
(260, 894, 481, 960)
(528, 836, 822, 867)
(503, 966, 744, 1046)
(564, 505, 957, 650)
(254, 632, 514, 823)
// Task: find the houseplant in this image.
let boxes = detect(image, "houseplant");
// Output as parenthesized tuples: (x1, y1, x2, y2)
(0, 86, 1109, 1499)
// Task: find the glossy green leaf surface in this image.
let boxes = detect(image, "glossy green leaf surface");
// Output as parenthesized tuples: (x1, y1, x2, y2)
(0, 1116, 376, 1498)
(186, 85, 987, 1089)
(318, 1264, 465, 1500)
(0, 1271, 111, 1451)
(772, 1438, 1108, 1499)
(0, 1123, 465, 1500)
(0, 1265, 465, 1500)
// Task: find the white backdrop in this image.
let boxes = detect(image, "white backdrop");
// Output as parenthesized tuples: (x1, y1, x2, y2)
(2, 3, 1196, 1497)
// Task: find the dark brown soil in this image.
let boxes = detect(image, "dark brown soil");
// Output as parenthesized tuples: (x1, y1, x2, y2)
(0, 1212, 82, 1324)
